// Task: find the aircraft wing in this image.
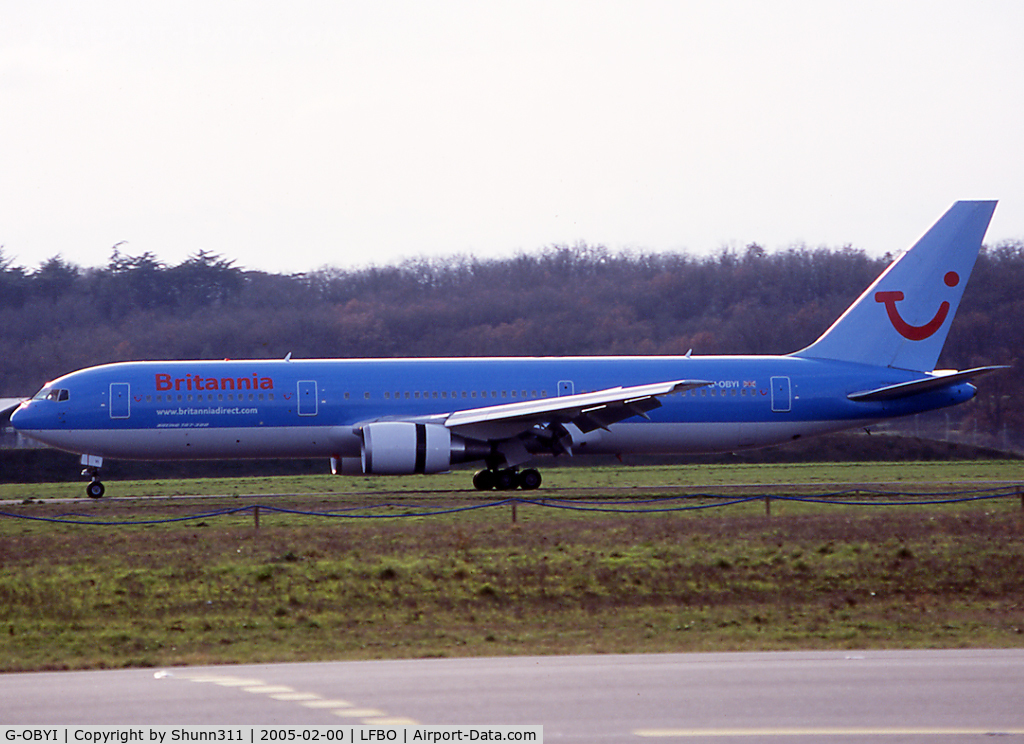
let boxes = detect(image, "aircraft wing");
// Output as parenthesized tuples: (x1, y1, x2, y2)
(434, 379, 711, 441)
(1, 398, 26, 420)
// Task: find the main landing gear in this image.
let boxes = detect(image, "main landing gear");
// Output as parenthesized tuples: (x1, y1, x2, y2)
(472, 467, 542, 491)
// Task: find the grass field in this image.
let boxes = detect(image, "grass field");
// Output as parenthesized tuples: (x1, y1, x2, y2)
(1, 462, 1023, 672)
(4, 460, 1024, 500)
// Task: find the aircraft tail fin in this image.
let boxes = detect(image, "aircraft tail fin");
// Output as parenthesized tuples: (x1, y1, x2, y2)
(794, 200, 997, 372)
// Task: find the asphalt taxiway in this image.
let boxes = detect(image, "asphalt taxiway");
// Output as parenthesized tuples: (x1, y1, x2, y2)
(4, 650, 1024, 741)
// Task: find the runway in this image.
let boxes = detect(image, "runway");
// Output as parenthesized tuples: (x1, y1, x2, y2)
(4, 650, 1024, 740)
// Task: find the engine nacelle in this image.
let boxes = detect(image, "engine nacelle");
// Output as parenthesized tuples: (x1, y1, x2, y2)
(361, 422, 453, 475)
(331, 456, 364, 475)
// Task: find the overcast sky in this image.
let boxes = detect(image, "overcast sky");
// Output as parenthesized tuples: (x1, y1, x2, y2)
(2, 1, 1022, 274)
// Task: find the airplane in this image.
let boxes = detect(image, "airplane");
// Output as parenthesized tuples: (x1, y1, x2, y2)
(9, 200, 1006, 498)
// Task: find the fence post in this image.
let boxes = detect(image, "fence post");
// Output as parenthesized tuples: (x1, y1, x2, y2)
(254, 505, 260, 530)
(512, 501, 518, 524)
(764, 495, 771, 518)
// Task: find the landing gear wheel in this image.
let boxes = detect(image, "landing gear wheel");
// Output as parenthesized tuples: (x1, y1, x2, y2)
(86, 480, 105, 499)
(474, 467, 542, 491)
(495, 468, 519, 491)
(473, 469, 495, 491)
(519, 468, 542, 490)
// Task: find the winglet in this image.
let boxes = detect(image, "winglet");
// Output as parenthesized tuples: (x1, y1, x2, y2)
(794, 201, 997, 372)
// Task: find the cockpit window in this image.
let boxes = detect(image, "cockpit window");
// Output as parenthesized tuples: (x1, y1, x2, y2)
(33, 387, 69, 402)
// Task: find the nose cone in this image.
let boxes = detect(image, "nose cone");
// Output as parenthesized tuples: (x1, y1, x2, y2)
(10, 400, 47, 433)
(9, 401, 29, 429)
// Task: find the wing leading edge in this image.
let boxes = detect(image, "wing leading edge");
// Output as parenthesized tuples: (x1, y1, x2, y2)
(433, 379, 711, 442)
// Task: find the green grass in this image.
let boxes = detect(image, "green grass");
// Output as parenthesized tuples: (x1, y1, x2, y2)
(1, 461, 1023, 671)
(4, 460, 1024, 501)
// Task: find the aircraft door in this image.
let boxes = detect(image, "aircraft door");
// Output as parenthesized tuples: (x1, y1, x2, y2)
(110, 383, 131, 419)
(558, 380, 574, 396)
(770, 376, 791, 412)
(298, 380, 318, 416)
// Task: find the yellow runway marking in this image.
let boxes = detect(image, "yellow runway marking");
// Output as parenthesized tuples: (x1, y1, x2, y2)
(271, 693, 322, 702)
(634, 728, 1024, 738)
(208, 678, 267, 687)
(242, 685, 295, 694)
(300, 699, 354, 709)
(331, 708, 387, 718)
(179, 673, 417, 725)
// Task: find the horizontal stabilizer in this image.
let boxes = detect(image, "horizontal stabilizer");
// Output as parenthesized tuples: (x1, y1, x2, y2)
(847, 366, 1009, 402)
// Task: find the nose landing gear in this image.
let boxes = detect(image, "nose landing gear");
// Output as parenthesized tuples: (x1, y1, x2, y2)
(85, 479, 105, 499)
(80, 454, 105, 498)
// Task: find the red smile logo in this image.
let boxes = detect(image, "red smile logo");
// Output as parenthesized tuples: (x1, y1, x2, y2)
(875, 271, 959, 341)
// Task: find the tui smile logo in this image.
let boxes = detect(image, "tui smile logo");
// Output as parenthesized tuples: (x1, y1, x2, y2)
(874, 271, 959, 341)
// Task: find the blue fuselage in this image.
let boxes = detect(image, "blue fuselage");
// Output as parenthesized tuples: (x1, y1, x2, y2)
(11, 355, 976, 462)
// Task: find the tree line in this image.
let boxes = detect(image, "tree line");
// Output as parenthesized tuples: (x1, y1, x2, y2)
(2, 241, 1021, 446)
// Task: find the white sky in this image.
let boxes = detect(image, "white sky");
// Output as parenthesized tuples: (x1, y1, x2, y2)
(2, 1, 1022, 274)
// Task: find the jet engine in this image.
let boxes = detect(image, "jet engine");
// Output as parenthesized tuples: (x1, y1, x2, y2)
(331, 422, 490, 476)
(362, 421, 451, 474)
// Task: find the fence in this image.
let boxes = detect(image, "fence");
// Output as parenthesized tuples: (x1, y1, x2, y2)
(2, 485, 1022, 528)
